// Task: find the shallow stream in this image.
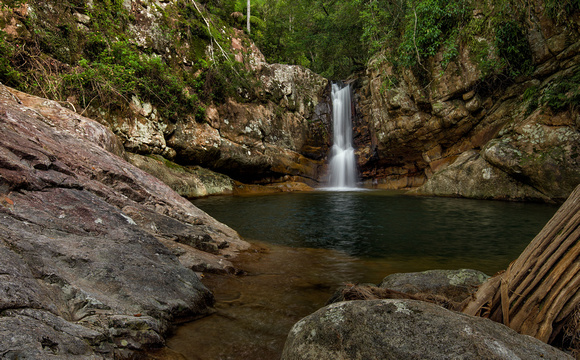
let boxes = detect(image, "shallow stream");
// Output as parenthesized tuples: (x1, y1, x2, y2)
(166, 190, 558, 359)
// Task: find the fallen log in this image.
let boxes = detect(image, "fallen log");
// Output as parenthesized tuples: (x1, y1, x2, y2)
(463, 184, 580, 355)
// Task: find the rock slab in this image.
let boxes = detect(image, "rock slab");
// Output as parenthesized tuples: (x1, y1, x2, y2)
(0, 85, 248, 358)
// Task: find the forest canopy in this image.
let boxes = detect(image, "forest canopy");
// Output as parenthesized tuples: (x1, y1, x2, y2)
(242, 0, 580, 79)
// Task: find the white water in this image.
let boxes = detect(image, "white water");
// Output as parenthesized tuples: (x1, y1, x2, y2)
(328, 83, 358, 189)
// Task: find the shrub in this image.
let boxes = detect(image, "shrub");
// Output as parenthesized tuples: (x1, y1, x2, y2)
(64, 41, 203, 121)
(398, 0, 471, 67)
(541, 66, 580, 112)
(0, 31, 21, 87)
(495, 20, 533, 77)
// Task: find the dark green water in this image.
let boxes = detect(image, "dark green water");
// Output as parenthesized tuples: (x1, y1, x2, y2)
(192, 190, 557, 274)
(166, 191, 558, 360)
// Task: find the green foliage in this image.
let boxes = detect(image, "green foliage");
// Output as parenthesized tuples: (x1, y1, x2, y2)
(461, 15, 502, 77)
(523, 85, 540, 115)
(495, 20, 533, 77)
(175, 2, 212, 41)
(64, 41, 203, 121)
(0, 0, 262, 122)
(2, 0, 564, 122)
(398, 0, 471, 67)
(201, 59, 259, 103)
(544, 0, 580, 22)
(355, 0, 407, 55)
(541, 66, 580, 112)
(199, 0, 239, 24)
(90, 0, 132, 35)
(0, 31, 22, 87)
(440, 30, 460, 70)
(250, 0, 367, 79)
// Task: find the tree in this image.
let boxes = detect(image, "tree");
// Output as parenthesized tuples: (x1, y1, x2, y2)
(247, 0, 251, 33)
(463, 184, 580, 354)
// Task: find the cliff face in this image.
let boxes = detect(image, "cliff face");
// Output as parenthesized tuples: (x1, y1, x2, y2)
(354, 3, 580, 202)
(2, 1, 578, 201)
(168, 52, 331, 186)
(0, 0, 332, 193)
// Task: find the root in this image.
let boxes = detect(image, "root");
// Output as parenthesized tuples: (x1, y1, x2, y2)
(563, 304, 580, 358)
(335, 283, 461, 311)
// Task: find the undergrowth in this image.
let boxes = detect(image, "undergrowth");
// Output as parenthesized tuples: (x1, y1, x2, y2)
(541, 66, 580, 113)
(0, 0, 256, 123)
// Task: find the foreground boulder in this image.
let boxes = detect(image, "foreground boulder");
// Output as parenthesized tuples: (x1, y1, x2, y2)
(0, 85, 249, 357)
(282, 299, 572, 360)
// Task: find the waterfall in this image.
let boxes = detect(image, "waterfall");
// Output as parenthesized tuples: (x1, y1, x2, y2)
(328, 83, 358, 189)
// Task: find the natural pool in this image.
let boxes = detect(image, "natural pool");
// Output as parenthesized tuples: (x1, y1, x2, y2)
(165, 190, 558, 359)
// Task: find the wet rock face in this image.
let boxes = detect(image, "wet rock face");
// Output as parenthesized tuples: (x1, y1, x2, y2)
(353, 7, 580, 201)
(282, 299, 572, 360)
(0, 85, 248, 357)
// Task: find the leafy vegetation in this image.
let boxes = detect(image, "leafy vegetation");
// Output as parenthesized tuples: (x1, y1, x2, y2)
(541, 66, 580, 112)
(397, 0, 471, 68)
(63, 41, 204, 121)
(248, 0, 366, 79)
(0, 31, 21, 87)
(244, 0, 551, 81)
(544, 0, 580, 22)
(0, 0, 254, 122)
(0, 0, 578, 120)
(494, 20, 533, 77)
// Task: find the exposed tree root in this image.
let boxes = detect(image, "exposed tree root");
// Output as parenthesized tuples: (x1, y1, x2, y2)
(463, 184, 580, 356)
(333, 283, 461, 311)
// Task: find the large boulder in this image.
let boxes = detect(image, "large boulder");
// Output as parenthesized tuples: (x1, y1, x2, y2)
(379, 269, 490, 303)
(0, 85, 249, 357)
(282, 299, 572, 360)
(416, 150, 553, 201)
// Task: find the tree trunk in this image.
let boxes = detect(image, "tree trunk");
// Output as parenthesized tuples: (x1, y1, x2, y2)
(463, 184, 580, 352)
(247, 0, 251, 34)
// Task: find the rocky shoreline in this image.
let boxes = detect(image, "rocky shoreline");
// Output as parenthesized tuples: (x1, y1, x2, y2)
(0, 84, 249, 358)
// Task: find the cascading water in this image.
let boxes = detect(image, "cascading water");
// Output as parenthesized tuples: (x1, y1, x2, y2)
(328, 83, 358, 189)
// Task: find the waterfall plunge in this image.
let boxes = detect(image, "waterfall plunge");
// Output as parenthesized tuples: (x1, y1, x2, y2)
(328, 83, 358, 189)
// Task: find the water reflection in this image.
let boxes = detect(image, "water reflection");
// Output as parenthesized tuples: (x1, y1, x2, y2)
(194, 191, 557, 273)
